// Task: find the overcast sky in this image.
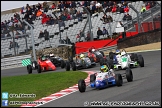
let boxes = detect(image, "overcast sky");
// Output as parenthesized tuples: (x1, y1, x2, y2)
(1, 1, 50, 12)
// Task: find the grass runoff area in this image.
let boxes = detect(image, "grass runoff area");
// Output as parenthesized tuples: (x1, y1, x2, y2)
(1, 71, 88, 107)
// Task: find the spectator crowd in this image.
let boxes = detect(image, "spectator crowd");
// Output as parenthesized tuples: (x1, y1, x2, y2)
(1, 1, 160, 54)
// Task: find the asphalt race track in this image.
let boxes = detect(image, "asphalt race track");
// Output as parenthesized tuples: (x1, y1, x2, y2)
(1, 50, 161, 107)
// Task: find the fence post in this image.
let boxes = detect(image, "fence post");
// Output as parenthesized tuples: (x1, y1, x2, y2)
(83, 7, 93, 41)
(23, 20, 36, 61)
(11, 31, 16, 56)
(129, 4, 141, 33)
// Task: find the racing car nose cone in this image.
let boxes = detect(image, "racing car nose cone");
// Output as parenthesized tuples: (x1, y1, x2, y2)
(95, 81, 103, 88)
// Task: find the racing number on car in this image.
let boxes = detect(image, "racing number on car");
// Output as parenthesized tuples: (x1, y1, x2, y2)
(122, 57, 127, 62)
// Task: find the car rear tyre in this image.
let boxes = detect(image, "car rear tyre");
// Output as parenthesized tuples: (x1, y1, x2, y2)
(37, 65, 41, 73)
(138, 55, 144, 67)
(65, 61, 70, 71)
(78, 79, 86, 93)
(107, 59, 114, 69)
(72, 62, 76, 71)
(126, 68, 133, 82)
(115, 74, 123, 86)
(27, 65, 32, 74)
(90, 74, 96, 83)
(60, 60, 66, 68)
(109, 52, 114, 60)
(32, 61, 37, 69)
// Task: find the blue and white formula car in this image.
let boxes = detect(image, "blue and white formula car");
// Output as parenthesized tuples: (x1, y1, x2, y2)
(78, 65, 133, 93)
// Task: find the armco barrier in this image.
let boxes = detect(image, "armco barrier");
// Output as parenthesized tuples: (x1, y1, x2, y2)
(1, 55, 31, 69)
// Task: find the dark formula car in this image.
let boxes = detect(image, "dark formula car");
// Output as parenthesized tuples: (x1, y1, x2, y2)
(65, 54, 96, 71)
(88, 46, 107, 66)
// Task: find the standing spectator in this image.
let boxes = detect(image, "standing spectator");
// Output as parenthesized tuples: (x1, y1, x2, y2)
(119, 21, 126, 38)
(66, 13, 71, 20)
(31, 13, 36, 21)
(97, 27, 103, 39)
(1, 33, 5, 38)
(146, 2, 151, 10)
(20, 6, 25, 14)
(51, 3, 56, 9)
(69, 8, 75, 19)
(36, 3, 42, 10)
(76, 11, 82, 22)
(58, 1, 62, 12)
(107, 15, 113, 23)
(14, 13, 20, 20)
(6, 32, 11, 38)
(32, 5, 36, 12)
(102, 27, 109, 38)
(76, 34, 80, 42)
(86, 31, 91, 41)
(120, 5, 124, 13)
(23, 13, 29, 20)
(36, 9, 43, 19)
(38, 30, 44, 38)
(9, 41, 19, 50)
(26, 7, 33, 16)
(91, 3, 96, 14)
(124, 6, 129, 13)
(123, 13, 132, 21)
(18, 24, 25, 34)
(100, 14, 109, 24)
(63, 7, 68, 15)
(65, 36, 71, 44)
(112, 5, 117, 13)
(15, 31, 21, 39)
(13, 17, 18, 23)
(11, 17, 14, 22)
(44, 29, 49, 41)
(79, 30, 85, 41)
(27, 18, 34, 25)
(141, 6, 146, 14)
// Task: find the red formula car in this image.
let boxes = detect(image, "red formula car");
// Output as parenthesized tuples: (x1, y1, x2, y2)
(87, 46, 107, 66)
(27, 55, 56, 74)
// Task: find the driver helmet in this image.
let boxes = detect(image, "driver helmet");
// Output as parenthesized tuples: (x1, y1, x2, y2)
(80, 54, 85, 59)
(92, 49, 95, 52)
(42, 56, 46, 61)
(100, 65, 109, 72)
(121, 51, 126, 56)
(50, 53, 54, 57)
(116, 49, 121, 55)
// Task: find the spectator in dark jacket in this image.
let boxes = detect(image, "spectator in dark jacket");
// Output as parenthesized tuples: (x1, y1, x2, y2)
(97, 27, 103, 39)
(27, 18, 34, 24)
(23, 13, 29, 20)
(6, 32, 11, 37)
(38, 31, 44, 38)
(9, 41, 19, 50)
(65, 36, 71, 44)
(102, 27, 109, 38)
(123, 13, 132, 21)
(44, 29, 49, 41)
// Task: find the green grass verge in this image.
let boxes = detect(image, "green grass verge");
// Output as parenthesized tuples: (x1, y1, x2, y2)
(1, 71, 88, 107)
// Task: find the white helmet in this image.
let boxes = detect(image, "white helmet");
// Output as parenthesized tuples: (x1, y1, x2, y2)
(92, 49, 95, 52)
(50, 54, 54, 57)
(121, 51, 126, 56)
